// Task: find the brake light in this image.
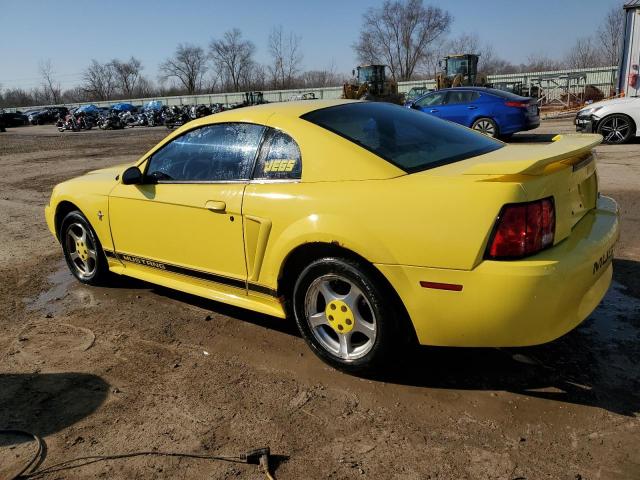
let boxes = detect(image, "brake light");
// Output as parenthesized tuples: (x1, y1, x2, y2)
(504, 101, 528, 108)
(486, 198, 555, 259)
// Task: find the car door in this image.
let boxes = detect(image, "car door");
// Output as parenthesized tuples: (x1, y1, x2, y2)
(413, 91, 447, 118)
(108, 122, 266, 290)
(440, 90, 481, 126)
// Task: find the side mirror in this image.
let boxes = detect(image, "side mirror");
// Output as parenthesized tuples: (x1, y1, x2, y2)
(121, 166, 143, 185)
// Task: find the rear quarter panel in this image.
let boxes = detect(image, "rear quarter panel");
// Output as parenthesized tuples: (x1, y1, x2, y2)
(243, 174, 526, 290)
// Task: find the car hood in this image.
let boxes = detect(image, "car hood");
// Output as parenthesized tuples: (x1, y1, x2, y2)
(582, 97, 640, 110)
(85, 163, 132, 177)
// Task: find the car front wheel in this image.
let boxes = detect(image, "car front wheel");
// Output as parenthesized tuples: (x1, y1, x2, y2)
(60, 211, 110, 285)
(597, 114, 634, 144)
(292, 257, 409, 374)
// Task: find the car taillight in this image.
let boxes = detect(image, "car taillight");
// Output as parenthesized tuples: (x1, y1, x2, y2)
(504, 101, 528, 108)
(486, 197, 555, 259)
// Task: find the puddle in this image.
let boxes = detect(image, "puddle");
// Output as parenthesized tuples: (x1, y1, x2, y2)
(24, 261, 75, 316)
(24, 260, 100, 316)
(581, 281, 640, 390)
(586, 281, 640, 346)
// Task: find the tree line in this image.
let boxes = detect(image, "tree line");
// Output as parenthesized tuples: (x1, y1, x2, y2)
(355, 0, 624, 80)
(0, 0, 625, 108)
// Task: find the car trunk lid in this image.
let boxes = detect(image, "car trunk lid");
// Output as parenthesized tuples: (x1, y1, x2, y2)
(463, 133, 601, 240)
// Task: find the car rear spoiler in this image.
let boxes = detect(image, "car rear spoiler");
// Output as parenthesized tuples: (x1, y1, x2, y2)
(463, 134, 602, 176)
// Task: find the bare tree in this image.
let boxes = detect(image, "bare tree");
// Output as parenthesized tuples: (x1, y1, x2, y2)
(39, 59, 61, 104)
(134, 76, 154, 98)
(525, 52, 565, 72)
(209, 29, 256, 91)
(159, 44, 208, 95)
(82, 60, 116, 101)
(300, 63, 343, 88)
(354, 0, 452, 81)
(244, 63, 267, 91)
(565, 37, 603, 69)
(110, 57, 142, 97)
(0, 88, 34, 108)
(267, 26, 303, 89)
(598, 6, 625, 66)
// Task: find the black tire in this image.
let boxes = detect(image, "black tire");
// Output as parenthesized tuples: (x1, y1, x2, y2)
(471, 117, 498, 137)
(59, 211, 111, 285)
(597, 114, 634, 144)
(291, 256, 411, 374)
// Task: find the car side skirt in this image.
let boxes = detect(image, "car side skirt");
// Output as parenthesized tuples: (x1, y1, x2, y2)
(105, 249, 286, 319)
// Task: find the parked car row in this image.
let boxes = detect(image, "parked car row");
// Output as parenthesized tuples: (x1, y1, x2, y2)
(8, 88, 639, 144)
(0, 109, 30, 130)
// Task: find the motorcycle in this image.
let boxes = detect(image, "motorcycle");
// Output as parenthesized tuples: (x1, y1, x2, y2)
(144, 109, 162, 127)
(132, 112, 148, 127)
(210, 103, 226, 114)
(57, 111, 93, 132)
(97, 111, 125, 130)
(163, 105, 190, 130)
(118, 111, 136, 128)
(189, 104, 212, 119)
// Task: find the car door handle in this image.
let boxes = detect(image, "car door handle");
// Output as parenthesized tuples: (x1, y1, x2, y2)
(467, 106, 477, 110)
(205, 200, 226, 212)
(429, 109, 438, 113)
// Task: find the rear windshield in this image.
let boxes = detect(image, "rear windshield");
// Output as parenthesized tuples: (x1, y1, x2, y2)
(482, 89, 530, 101)
(302, 102, 503, 173)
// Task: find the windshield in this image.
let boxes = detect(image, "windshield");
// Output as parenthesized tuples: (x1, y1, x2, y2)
(302, 102, 503, 173)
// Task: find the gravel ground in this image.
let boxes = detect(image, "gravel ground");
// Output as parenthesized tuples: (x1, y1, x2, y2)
(0, 121, 639, 479)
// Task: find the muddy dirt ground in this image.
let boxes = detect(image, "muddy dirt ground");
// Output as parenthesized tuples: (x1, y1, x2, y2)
(0, 120, 639, 479)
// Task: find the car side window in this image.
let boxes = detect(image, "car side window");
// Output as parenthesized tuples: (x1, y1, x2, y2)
(416, 92, 446, 107)
(446, 91, 480, 104)
(252, 129, 302, 180)
(146, 123, 265, 182)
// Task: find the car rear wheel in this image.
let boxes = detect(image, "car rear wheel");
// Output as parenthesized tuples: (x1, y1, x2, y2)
(597, 114, 634, 144)
(292, 257, 409, 374)
(60, 211, 111, 285)
(472, 117, 498, 137)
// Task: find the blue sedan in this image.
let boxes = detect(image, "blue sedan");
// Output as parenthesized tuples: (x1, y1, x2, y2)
(405, 87, 540, 138)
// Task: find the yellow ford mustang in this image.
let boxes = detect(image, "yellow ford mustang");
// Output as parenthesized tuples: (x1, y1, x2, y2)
(45, 100, 619, 372)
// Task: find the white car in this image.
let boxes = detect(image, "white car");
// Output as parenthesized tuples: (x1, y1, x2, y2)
(575, 97, 640, 144)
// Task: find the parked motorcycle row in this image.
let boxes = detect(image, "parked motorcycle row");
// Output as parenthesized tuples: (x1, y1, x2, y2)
(2, 91, 269, 133)
(53, 102, 229, 132)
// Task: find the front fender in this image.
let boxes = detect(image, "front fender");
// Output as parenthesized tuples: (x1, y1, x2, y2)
(46, 174, 119, 251)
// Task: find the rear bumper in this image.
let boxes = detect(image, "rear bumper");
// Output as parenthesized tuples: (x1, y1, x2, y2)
(377, 196, 619, 347)
(499, 116, 539, 135)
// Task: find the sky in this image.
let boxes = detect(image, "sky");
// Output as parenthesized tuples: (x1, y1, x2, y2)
(0, 0, 625, 91)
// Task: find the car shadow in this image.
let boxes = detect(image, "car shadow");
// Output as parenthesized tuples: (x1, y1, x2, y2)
(98, 259, 640, 417)
(375, 258, 640, 417)
(0, 373, 109, 447)
(150, 284, 301, 338)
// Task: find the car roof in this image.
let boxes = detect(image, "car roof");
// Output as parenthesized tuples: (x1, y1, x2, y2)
(141, 99, 404, 183)
(420, 87, 531, 101)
